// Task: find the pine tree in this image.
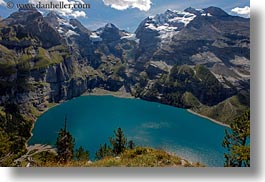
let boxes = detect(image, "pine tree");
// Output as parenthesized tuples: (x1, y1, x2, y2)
(75, 146, 90, 161)
(56, 116, 75, 163)
(222, 110, 250, 167)
(109, 127, 127, 155)
(128, 140, 135, 150)
(95, 143, 112, 160)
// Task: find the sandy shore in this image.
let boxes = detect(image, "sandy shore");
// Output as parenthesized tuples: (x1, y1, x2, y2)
(187, 109, 230, 128)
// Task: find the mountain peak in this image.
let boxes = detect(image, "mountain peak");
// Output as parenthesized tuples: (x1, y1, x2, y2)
(165, 9, 174, 14)
(184, 6, 229, 17)
(44, 11, 64, 30)
(70, 19, 91, 34)
(96, 23, 120, 34)
(136, 8, 196, 37)
(104, 23, 118, 29)
(184, 7, 203, 15)
(3, 7, 42, 26)
(46, 11, 62, 19)
(94, 23, 122, 42)
(203, 6, 229, 17)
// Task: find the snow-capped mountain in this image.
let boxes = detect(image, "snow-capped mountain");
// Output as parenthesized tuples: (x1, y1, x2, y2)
(44, 12, 95, 59)
(135, 6, 249, 89)
(44, 11, 94, 43)
(135, 8, 201, 50)
(136, 7, 231, 48)
(143, 9, 196, 47)
(92, 23, 138, 43)
(0, 6, 250, 126)
(136, 9, 198, 45)
(45, 12, 78, 38)
(142, 9, 196, 34)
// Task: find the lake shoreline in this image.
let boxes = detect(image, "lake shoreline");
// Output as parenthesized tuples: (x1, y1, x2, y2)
(86, 89, 229, 128)
(28, 90, 229, 147)
(84, 88, 134, 99)
(187, 109, 230, 128)
(29, 95, 227, 166)
(26, 102, 59, 147)
(27, 89, 133, 146)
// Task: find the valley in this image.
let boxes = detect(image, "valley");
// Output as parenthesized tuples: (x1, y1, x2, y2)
(0, 6, 250, 166)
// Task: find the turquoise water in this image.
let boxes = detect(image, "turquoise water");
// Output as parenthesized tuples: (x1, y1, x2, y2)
(29, 95, 229, 166)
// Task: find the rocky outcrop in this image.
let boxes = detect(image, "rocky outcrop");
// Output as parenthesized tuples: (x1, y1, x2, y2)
(2, 8, 63, 49)
(0, 7, 250, 123)
(134, 7, 250, 91)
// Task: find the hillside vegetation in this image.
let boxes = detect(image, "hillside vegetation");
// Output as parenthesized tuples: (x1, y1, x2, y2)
(32, 147, 203, 167)
(0, 7, 250, 166)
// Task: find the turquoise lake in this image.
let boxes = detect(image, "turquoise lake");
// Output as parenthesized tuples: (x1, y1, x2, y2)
(29, 95, 229, 167)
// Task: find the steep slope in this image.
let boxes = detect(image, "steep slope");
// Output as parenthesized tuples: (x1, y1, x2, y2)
(0, 7, 250, 121)
(1, 8, 63, 49)
(134, 7, 250, 91)
(0, 10, 107, 165)
(0, 9, 137, 112)
(136, 9, 196, 50)
(131, 7, 249, 119)
(0, 7, 250, 166)
(32, 147, 203, 167)
(44, 11, 94, 60)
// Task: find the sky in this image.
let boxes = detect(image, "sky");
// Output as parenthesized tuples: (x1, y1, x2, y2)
(0, 0, 250, 32)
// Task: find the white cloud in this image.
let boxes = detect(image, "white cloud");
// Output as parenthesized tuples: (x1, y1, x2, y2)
(0, 0, 6, 6)
(28, 0, 87, 18)
(103, 0, 152, 11)
(231, 6, 250, 18)
(71, 10, 86, 18)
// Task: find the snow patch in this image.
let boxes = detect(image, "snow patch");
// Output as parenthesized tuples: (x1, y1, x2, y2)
(65, 30, 79, 37)
(57, 27, 64, 34)
(57, 17, 76, 30)
(143, 10, 196, 47)
(90, 32, 102, 42)
(121, 33, 139, 42)
(55, 16, 79, 38)
(106, 23, 113, 28)
(201, 13, 212, 16)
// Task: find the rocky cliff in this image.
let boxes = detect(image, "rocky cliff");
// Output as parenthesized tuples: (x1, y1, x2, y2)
(0, 7, 250, 124)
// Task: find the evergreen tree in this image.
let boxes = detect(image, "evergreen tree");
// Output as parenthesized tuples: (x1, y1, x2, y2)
(222, 110, 250, 167)
(109, 127, 127, 155)
(56, 116, 75, 163)
(75, 146, 90, 161)
(0, 104, 31, 166)
(128, 140, 135, 150)
(95, 143, 112, 160)
(0, 129, 10, 160)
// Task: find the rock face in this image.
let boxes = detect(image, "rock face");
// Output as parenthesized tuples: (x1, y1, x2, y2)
(97, 23, 122, 42)
(0, 7, 250, 123)
(134, 7, 250, 89)
(1, 8, 63, 49)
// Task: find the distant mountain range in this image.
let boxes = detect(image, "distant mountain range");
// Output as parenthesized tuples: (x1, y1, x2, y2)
(0, 6, 250, 124)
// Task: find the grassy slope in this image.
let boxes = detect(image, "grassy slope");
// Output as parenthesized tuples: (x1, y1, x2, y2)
(182, 91, 249, 125)
(136, 64, 249, 125)
(37, 147, 203, 167)
(195, 95, 249, 125)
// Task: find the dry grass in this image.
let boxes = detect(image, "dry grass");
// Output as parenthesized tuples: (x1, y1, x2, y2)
(40, 147, 204, 167)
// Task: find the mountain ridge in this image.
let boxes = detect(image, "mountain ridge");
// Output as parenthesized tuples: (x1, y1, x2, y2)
(0, 6, 250, 122)
(0, 7, 250, 167)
